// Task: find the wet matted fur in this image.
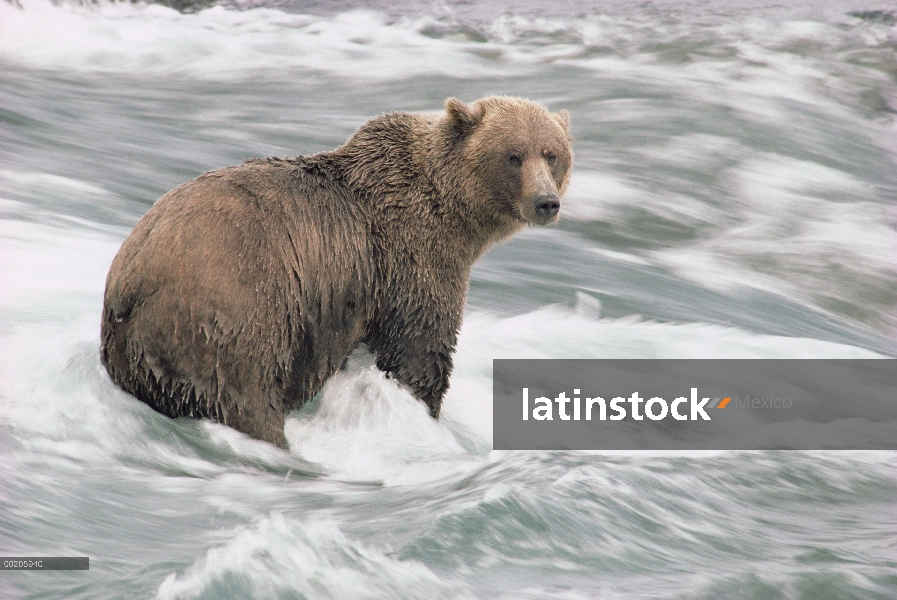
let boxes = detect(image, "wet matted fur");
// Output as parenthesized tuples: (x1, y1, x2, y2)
(101, 96, 573, 447)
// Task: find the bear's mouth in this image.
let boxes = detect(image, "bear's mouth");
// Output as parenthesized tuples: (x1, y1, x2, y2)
(520, 207, 560, 226)
(500, 197, 529, 225)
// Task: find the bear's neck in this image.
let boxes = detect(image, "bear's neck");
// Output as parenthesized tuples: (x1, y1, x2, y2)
(334, 113, 524, 267)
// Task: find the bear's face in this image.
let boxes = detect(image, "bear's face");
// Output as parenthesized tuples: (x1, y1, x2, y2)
(445, 97, 573, 227)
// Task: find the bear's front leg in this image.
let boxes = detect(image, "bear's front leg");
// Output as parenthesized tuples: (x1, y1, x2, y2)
(367, 312, 457, 418)
(379, 346, 453, 418)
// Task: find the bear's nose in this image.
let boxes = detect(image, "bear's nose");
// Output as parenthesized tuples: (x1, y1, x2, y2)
(534, 194, 560, 219)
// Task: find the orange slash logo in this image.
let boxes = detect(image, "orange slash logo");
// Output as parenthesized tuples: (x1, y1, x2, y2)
(709, 397, 731, 409)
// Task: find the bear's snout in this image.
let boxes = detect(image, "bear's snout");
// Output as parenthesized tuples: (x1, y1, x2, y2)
(519, 160, 563, 225)
(534, 193, 560, 222)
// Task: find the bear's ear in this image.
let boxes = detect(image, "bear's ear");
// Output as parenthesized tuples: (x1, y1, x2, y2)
(554, 109, 571, 133)
(445, 98, 483, 136)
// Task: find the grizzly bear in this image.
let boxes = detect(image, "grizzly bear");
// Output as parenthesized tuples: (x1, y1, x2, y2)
(101, 96, 573, 448)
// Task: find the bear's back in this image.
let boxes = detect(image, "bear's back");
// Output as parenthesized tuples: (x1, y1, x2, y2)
(101, 158, 376, 433)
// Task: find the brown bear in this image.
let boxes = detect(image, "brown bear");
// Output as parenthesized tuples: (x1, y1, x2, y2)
(101, 96, 573, 448)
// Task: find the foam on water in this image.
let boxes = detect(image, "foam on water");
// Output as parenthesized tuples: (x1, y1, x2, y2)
(4, 0, 895, 88)
(555, 9, 897, 328)
(0, 0, 512, 81)
(511, 9, 895, 331)
(155, 513, 461, 600)
(563, 164, 897, 330)
(284, 348, 475, 486)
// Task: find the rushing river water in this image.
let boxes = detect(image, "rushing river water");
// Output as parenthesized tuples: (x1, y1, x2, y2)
(1, 0, 896, 598)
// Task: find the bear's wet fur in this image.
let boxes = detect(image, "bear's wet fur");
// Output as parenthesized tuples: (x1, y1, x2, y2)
(101, 96, 573, 448)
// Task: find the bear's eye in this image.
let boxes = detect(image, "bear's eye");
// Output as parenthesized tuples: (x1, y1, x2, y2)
(508, 154, 522, 167)
(544, 151, 557, 164)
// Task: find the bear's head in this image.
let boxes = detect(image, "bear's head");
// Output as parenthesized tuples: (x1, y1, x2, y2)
(441, 96, 573, 228)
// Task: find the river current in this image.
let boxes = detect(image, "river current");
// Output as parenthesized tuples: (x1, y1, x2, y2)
(1, 0, 895, 598)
